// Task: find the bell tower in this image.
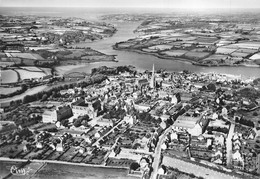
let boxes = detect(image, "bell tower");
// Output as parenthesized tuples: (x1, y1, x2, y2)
(150, 64, 155, 89)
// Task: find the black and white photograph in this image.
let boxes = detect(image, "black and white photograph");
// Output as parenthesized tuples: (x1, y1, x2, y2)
(0, 0, 260, 178)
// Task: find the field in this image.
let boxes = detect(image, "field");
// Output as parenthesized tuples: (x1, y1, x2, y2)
(34, 163, 137, 179)
(0, 57, 15, 67)
(231, 52, 248, 58)
(117, 42, 135, 48)
(0, 61, 15, 67)
(20, 66, 43, 72)
(196, 37, 218, 43)
(231, 42, 260, 50)
(203, 54, 228, 61)
(163, 155, 239, 179)
(55, 65, 87, 75)
(236, 48, 258, 54)
(9, 53, 37, 59)
(141, 48, 158, 52)
(0, 86, 22, 95)
(0, 70, 18, 83)
(161, 50, 188, 57)
(216, 48, 237, 55)
(16, 69, 46, 80)
(148, 44, 173, 51)
(1, 85, 48, 104)
(0, 161, 26, 178)
(250, 53, 260, 60)
(63, 50, 86, 59)
(40, 68, 52, 75)
(184, 51, 210, 60)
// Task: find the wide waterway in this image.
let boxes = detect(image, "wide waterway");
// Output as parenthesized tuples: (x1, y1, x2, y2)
(1, 7, 259, 79)
(66, 21, 260, 79)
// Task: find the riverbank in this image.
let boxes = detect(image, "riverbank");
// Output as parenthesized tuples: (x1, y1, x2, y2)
(113, 46, 260, 68)
(54, 59, 118, 75)
(113, 45, 195, 64)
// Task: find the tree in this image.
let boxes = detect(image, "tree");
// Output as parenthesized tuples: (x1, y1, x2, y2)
(130, 162, 140, 171)
(52, 91, 58, 98)
(61, 119, 69, 127)
(81, 114, 90, 121)
(207, 83, 216, 91)
(23, 95, 35, 104)
(73, 118, 82, 127)
(41, 94, 48, 101)
(92, 100, 101, 111)
(81, 120, 89, 127)
(190, 173, 196, 178)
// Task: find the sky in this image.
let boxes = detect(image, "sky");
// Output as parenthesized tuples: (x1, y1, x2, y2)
(0, 0, 260, 9)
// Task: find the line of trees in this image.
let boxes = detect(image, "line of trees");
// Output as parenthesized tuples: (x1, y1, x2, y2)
(91, 65, 136, 76)
(22, 74, 107, 104)
(2, 74, 107, 114)
(0, 84, 27, 99)
(235, 116, 254, 127)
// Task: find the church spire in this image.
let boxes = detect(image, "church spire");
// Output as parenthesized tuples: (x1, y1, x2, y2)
(150, 64, 155, 88)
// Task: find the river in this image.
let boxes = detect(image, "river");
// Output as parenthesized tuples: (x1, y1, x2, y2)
(66, 21, 260, 79)
(1, 7, 259, 79)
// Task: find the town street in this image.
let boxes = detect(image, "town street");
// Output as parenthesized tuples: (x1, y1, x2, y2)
(92, 118, 126, 147)
(151, 126, 172, 179)
(226, 123, 235, 167)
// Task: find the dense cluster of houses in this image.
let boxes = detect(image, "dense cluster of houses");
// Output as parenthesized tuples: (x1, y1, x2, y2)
(1, 64, 260, 178)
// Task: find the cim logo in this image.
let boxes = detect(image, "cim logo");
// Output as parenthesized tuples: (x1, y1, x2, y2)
(10, 165, 32, 175)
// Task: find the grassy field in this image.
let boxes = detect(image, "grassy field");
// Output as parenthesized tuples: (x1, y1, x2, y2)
(148, 44, 172, 51)
(216, 48, 237, 55)
(16, 69, 46, 80)
(184, 51, 210, 60)
(34, 163, 137, 179)
(0, 161, 26, 178)
(20, 66, 43, 72)
(161, 50, 188, 57)
(40, 68, 52, 75)
(0, 70, 18, 84)
(10, 53, 37, 59)
(0, 87, 22, 95)
(163, 155, 240, 179)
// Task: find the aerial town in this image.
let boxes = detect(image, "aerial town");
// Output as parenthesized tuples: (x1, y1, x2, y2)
(0, 9, 260, 179)
(1, 63, 260, 178)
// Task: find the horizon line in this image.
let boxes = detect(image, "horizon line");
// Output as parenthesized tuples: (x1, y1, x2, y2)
(1, 6, 260, 9)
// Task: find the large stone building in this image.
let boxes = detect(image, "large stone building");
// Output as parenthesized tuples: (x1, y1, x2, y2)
(42, 105, 73, 123)
(71, 98, 95, 116)
(172, 112, 209, 136)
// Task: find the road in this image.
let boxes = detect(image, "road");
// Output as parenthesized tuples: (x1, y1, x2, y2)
(151, 126, 172, 179)
(102, 137, 120, 165)
(226, 123, 235, 167)
(92, 118, 126, 147)
(0, 157, 129, 169)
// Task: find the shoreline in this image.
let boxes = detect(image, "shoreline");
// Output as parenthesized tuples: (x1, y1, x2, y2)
(113, 46, 260, 68)
(113, 46, 195, 65)
(55, 60, 118, 75)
